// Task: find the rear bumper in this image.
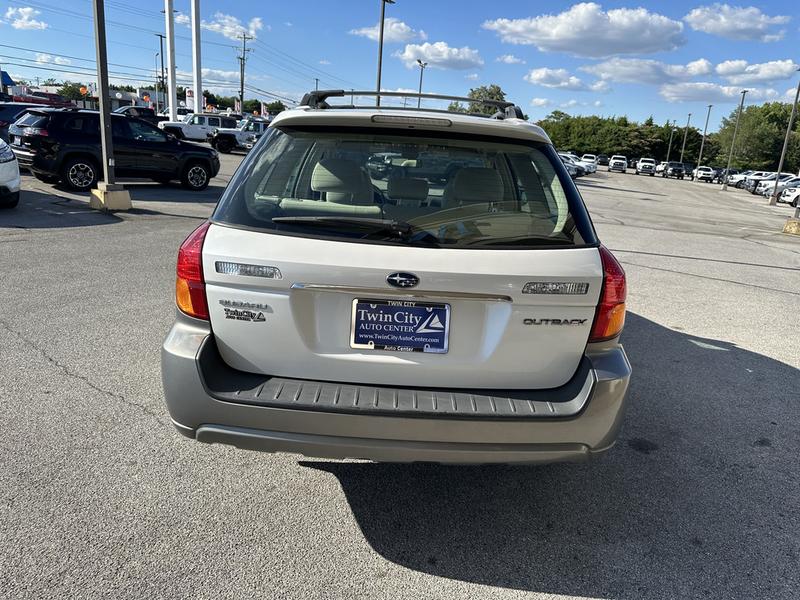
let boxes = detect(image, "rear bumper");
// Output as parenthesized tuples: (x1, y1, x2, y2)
(161, 314, 632, 464)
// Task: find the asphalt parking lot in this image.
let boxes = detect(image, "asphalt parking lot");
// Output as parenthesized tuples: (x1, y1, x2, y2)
(1, 159, 798, 599)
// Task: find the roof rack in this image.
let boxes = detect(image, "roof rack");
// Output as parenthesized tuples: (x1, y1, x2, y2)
(299, 90, 525, 120)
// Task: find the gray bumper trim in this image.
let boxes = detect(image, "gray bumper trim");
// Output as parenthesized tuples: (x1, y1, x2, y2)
(197, 337, 596, 419)
(196, 424, 593, 464)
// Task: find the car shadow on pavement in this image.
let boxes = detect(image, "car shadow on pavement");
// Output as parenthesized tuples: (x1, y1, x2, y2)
(302, 313, 799, 599)
(0, 190, 120, 229)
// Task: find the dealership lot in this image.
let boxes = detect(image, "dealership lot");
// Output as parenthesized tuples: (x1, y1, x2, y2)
(1, 163, 798, 599)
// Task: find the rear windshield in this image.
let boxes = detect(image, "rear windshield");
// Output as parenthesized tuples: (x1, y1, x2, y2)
(213, 126, 597, 249)
(14, 112, 49, 128)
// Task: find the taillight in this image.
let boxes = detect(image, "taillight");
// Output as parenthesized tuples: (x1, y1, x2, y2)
(176, 221, 211, 320)
(589, 246, 626, 342)
(26, 127, 49, 137)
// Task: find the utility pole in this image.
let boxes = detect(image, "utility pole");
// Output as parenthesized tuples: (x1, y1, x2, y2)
(696, 105, 712, 172)
(237, 33, 253, 112)
(722, 90, 748, 192)
(770, 68, 800, 206)
(314, 78, 319, 91)
(155, 33, 166, 111)
(666, 120, 677, 162)
(154, 52, 160, 112)
(416, 59, 427, 108)
(679, 112, 691, 164)
(190, 0, 202, 113)
(89, 0, 130, 210)
(375, 0, 395, 107)
(163, 0, 177, 122)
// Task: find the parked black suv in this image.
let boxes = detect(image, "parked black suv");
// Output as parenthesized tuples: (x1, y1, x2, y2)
(8, 108, 220, 191)
(0, 102, 46, 142)
(662, 161, 685, 179)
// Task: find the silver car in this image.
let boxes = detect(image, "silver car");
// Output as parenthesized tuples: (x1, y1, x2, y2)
(161, 91, 632, 464)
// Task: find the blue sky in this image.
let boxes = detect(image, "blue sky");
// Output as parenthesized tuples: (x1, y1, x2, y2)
(1, 1, 797, 129)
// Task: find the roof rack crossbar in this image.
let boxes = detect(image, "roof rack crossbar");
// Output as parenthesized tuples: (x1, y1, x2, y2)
(300, 89, 524, 120)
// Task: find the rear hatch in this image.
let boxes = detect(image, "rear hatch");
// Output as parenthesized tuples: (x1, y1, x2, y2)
(8, 110, 50, 156)
(203, 118, 602, 390)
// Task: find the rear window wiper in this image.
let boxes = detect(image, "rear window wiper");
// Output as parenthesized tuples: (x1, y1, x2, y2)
(271, 216, 439, 245)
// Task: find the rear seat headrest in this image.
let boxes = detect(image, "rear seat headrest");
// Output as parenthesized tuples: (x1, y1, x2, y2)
(451, 167, 504, 204)
(387, 177, 429, 201)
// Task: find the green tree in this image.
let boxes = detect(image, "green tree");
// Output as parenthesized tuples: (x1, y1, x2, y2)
(57, 81, 88, 100)
(264, 100, 286, 114)
(466, 84, 506, 115)
(42, 78, 58, 86)
(713, 102, 799, 171)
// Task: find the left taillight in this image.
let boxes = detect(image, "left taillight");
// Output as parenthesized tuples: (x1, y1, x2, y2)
(175, 221, 211, 320)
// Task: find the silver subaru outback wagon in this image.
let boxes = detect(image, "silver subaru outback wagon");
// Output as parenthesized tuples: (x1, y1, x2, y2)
(161, 90, 631, 464)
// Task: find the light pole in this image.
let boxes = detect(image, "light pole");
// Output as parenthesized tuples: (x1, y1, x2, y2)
(416, 59, 427, 108)
(770, 68, 800, 206)
(696, 104, 712, 174)
(90, 0, 131, 210)
(722, 90, 748, 192)
(375, 0, 395, 107)
(666, 121, 677, 162)
(679, 112, 691, 164)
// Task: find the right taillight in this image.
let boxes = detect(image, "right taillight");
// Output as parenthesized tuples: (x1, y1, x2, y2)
(589, 246, 626, 342)
(175, 221, 211, 320)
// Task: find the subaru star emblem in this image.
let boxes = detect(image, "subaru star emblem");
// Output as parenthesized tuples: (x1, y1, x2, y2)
(386, 272, 419, 288)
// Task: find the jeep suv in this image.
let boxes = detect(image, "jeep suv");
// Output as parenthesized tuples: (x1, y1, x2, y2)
(8, 108, 220, 191)
(160, 90, 631, 464)
(209, 117, 269, 153)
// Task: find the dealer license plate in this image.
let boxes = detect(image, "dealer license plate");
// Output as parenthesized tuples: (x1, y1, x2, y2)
(350, 299, 450, 353)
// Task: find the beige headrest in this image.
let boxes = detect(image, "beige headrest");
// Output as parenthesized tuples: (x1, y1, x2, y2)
(451, 167, 504, 204)
(310, 158, 373, 205)
(387, 177, 429, 201)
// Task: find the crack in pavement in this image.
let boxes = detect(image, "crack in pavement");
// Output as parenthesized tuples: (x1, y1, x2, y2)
(0, 318, 167, 425)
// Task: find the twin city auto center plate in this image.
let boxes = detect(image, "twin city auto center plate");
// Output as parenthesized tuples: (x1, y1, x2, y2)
(350, 299, 451, 354)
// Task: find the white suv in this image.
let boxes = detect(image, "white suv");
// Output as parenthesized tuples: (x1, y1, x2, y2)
(161, 90, 632, 464)
(0, 139, 21, 208)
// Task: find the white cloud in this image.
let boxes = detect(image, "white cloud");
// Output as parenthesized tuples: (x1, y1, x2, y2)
(715, 59, 799, 84)
(285, 22, 293, 27)
(175, 13, 190, 26)
(35, 53, 71, 66)
(482, 3, 684, 58)
(200, 12, 264, 40)
(178, 68, 240, 84)
(524, 67, 609, 92)
(395, 42, 484, 70)
(349, 18, 426, 43)
(496, 54, 525, 65)
(319, 60, 331, 65)
(530, 98, 551, 107)
(684, 4, 790, 42)
(5, 7, 48, 30)
(582, 57, 712, 84)
(559, 99, 602, 109)
(659, 82, 778, 103)
(465, 73, 479, 80)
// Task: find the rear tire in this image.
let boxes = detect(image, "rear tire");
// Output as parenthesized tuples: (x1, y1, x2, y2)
(0, 191, 20, 209)
(215, 138, 234, 153)
(61, 156, 98, 192)
(181, 161, 210, 191)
